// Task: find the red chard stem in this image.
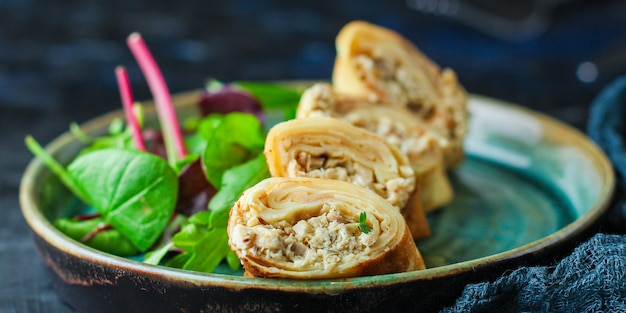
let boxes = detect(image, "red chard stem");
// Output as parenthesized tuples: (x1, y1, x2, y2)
(115, 66, 147, 151)
(81, 223, 113, 243)
(126, 32, 187, 165)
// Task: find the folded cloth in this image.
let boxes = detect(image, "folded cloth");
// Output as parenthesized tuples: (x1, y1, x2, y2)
(441, 234, 626, 313)
(441, 75, 626, 312)
(588, 75, 626, 233)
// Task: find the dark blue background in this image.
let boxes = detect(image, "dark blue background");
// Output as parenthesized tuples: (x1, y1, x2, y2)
(2, 0, 625, 311)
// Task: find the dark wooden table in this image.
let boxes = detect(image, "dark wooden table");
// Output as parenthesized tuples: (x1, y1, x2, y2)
(2, 1, 624, 312)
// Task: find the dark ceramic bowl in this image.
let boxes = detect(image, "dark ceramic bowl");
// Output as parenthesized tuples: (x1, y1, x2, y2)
(20, 90, 615, 313)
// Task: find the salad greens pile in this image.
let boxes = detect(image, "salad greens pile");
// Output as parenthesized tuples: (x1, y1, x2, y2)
(25, 33, 302, 274)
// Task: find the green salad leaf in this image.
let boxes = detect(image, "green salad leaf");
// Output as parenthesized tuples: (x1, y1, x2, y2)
(67, 148, 178, 251)
(139, 111, 271, 272)
(208, 153, 270, 230)
(70, 104, 146, 155)
(233, 81, 302, 111)
(155, 151, 270, 273)
(183, 115, 223, 156)
(163, 211, 239, 272)
(25, 136, 91, 205)
(201, 112, 265, 189)
(54, 217, 140, 256)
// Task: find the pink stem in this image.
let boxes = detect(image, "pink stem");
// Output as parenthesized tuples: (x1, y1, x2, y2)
(115, 66, 147, 151)
(126, 32, 187, 164)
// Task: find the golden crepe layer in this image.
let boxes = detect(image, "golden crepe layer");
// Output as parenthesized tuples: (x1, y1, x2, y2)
(332, 20, 468, 167)
(227, 177, 425, 279)
(297, 82, 453, 214)
(265, 117, 417, 211)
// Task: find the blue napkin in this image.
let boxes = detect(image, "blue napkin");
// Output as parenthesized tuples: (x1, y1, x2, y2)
(441, 76, 626, 312)
(441, 234, 626, 313)
(588, 75, 626, 233)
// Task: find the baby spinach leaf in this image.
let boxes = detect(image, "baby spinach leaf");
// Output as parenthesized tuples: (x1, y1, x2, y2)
(164, 210, 239, 273)
(195, 115, 226, 139)
(55, 217, 140, 256)
(172, 153, 200, 174)
(208, 153, 270, 226)
(177, 227, 231, 272)
(143, 242, 174, 265)
(70, 118, 132, 153)
(233, 81, 302, 111)
(225, 248, 241, 270)
(71, 105, 146, 155)
(143, 213, 187, 265)
(183, 114, 224, 156)
(67, 148, 178, 251)
(157, 154, 269, 273)
(187, 209, 212, 226)
(201, 112, 265, 189)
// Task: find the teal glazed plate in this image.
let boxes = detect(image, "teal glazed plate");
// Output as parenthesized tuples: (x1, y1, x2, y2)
(20, 90, 615, 313)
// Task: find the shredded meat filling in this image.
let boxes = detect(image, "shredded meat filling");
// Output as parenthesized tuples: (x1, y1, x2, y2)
(352, 53, 460, 139)
(232, 205, 377, 269)
(288, 151, 413, 209)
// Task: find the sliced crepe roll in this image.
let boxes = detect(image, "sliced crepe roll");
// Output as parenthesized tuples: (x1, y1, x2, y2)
(332, 20, 468, 167)
(227, 177, 425, 279)
(298, 83, 453, 214)
(265, 117, 417, 210)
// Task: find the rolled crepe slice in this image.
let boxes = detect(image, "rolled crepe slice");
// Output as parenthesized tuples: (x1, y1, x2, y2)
(298, 83, 453, 215)
(227, 177, 425, 279)
(332, 20, 468, 167)
(265, 116, 416, 216)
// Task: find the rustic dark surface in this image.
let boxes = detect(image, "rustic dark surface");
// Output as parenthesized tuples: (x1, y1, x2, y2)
(2, 0, 625, 312)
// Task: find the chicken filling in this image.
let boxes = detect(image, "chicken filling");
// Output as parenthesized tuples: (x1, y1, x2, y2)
(353, 53, 435, 118)
(232, 204, 379, 269)
(346, 114, 437, 172)
(288, 151, 414, 209)
(352, 53, 469, 142)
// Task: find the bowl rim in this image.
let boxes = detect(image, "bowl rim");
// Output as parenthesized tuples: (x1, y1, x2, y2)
(19, 91, 615, 293)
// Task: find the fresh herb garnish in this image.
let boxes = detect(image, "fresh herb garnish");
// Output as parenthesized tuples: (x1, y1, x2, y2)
(359, 212, 371, 234)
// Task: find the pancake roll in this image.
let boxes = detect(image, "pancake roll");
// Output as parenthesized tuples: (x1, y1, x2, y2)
(332, 20, 468, 167)
(227, 177, 425, 279)
(265, 117, 417, 210)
